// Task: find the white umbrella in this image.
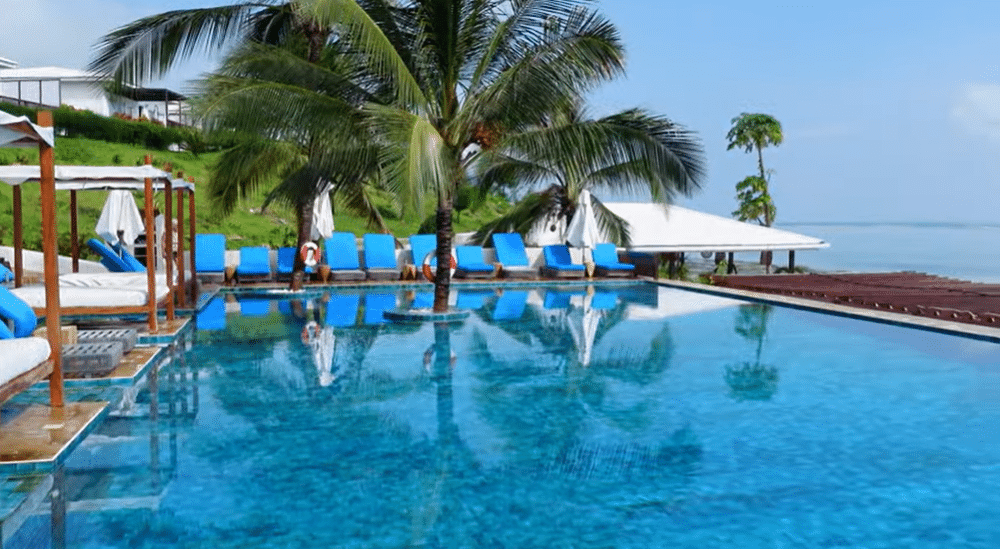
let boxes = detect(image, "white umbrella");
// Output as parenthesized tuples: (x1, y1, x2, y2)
(566, 294, 602, 367)
(310, 183, 335, 241)
(565, 189, 601, 263)
(95, 189, 144, 247)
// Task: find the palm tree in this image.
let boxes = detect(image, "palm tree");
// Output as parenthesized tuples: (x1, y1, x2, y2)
(471, 104, 705, 246)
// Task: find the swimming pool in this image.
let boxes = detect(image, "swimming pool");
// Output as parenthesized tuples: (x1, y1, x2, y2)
(6, 282, 1000, 548)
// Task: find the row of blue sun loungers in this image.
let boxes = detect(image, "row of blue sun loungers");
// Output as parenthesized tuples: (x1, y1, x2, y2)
(193, 232, 635, 283)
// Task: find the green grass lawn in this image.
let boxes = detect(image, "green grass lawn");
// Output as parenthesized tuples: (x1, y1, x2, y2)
(1, 137, 511, 258)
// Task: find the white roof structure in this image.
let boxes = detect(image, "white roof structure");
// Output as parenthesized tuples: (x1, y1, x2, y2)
(0, 110, 54, 147)
(0, 66, 97, 82)
(603, 202, 828, 253)
(0, 165, 194, 190)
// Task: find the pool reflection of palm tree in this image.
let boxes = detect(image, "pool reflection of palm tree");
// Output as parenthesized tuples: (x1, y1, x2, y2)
(726, 304, 779, 401)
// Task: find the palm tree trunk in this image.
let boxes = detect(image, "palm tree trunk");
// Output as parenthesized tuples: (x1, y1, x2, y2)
(756, 145, 773, 271)
(291, 199, 314, 291)
(433, 199, 453, 312)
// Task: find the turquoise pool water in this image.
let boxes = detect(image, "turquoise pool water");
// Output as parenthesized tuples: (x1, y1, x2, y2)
(6, 282, 1000, 548)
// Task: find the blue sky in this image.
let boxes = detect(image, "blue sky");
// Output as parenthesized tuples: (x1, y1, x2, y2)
(3, 0, 999, 223)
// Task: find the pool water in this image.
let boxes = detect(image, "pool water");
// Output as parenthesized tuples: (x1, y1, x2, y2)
(6, 282, 1000, 548)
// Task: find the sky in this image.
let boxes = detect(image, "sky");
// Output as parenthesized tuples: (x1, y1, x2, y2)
(3, 0, 1000, 223)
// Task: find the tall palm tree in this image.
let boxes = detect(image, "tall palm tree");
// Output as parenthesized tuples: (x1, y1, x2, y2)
(471, 104, 705, 246)
(726, 112, 783, 228)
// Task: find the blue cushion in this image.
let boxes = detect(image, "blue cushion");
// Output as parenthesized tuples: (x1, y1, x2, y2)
(236, 246, 270, 276)
(195, 233, 226, 273)
(408, 234, 438, 267)
(543, 245, 585, 271)
(364, 293, 396, 325)
(363, 234, 398, 270)
(324, 233, 361, 270)
(0, 286, 38, 338)
(455, 246, 493, 272)
(196, 297, 226, 331)
(592, 243, 634, 270)
(87, 238, 131, 272)
(493, 290, 528, 320)
(0, 262, 13, 283)
(277, 247, 313, 274)
(492, 233, 530, 267)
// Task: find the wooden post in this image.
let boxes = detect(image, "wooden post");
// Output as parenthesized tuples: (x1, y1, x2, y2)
(176, 177, 186, 307)
(727, 252, 737, 274)
(144, 156, 158, 334)
(12, 185, 22, 287)
(70, 190, 79, 272)
(164, 177, 175, 320)
(37, 111, 63, 407)
(788, 250, 796, 272)
(188, 180, 196, 300)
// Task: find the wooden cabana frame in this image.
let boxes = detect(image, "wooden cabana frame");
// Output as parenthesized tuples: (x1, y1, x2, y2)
(0, 110, 63, 406)
(0, 164, 197, 334)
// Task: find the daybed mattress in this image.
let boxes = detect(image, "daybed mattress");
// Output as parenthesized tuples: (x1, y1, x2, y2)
(0, 337, 50, 386)
(11, 285, 168, 309)
(58, 272, 172, 288)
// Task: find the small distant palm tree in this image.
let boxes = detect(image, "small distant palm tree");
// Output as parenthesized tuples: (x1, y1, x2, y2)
(726, 112, 783, 228)
(471, 104, 705, 246)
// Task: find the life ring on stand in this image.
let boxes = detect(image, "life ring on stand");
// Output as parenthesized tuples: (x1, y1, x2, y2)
(300, 242, 320, 267)
(422, 251, 456, 282)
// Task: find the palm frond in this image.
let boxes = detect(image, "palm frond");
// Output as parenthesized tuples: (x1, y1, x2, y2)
(209, 137, 304, 215)
(89, 3, 272, 85)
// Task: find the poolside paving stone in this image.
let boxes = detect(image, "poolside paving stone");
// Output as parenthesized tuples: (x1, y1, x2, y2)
(0, 401, 107, 467)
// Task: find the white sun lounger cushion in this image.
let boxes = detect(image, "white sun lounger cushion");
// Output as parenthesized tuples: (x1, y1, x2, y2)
(0, 337, 50, 387)
(10, 286, 163, 308)
(59, 272, 173, 288)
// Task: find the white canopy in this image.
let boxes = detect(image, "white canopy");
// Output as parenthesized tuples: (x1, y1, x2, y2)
(0, 110, 55, 148)
(603, 202, 829, 253)
(0, 165, 193, 190)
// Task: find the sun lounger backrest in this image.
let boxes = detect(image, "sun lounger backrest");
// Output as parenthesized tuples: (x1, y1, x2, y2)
(455, 245, 487, 267)
(237, 246, 271, 275)
(492, 233, 530, 267)
(408, 234, 438, 267)
(113, 244, 147, 271)
(195, 233, 226, 273)
(0, 286, 38, 338)
(0, 262, 13, 283)
(87, 238, 131, 272)
(591, 243, 618, 265)
(363, 233, 397, 269)
(324, 233, 361, 270)
(543, 245, 575, 267)
(277, 247, 296, 274)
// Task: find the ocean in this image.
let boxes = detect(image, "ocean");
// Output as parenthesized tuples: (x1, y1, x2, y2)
(777, 222, 1000, 283)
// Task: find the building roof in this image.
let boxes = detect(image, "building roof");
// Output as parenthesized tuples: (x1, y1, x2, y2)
(0, 66, 98, 82)
(603, 202, 829, 253)
(118, 87, 187, 102)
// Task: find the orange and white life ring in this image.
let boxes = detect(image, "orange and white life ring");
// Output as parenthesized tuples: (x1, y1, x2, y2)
(421, 251, 456, 282)
(301, 321, 320, 344)
(300, 242, 320, 267)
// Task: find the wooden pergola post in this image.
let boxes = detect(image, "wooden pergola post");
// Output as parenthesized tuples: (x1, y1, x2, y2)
(37, 111, 63, 407)
(70, 190, 79, 272)
(164, 176, 175, 320)
(188, 178, 196, 302)
(12, 185, 22, 287)
(143, 156, 158, 334)
(175, 173, 186, 307)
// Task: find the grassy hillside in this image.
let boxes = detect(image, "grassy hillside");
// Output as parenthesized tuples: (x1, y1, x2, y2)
(0, 137, 511, 258)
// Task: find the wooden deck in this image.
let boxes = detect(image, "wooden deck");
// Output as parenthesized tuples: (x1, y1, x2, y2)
(711, 272, 1000, 328)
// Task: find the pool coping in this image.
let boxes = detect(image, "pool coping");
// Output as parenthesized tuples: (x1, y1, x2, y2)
(653, 277, 1000, 343)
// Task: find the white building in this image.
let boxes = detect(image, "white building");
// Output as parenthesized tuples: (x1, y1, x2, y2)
(0, 62, 188, 126)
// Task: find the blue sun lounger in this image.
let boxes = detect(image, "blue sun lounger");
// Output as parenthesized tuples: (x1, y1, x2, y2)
(195, 233, 227, 280)
(235, 246, 272, 282)
(363, 233, 401, 281)
(0, 262, 13, 284)
(491, 233, 536, 279)
(541, 245, 586, 278)
(408, 234, 439, 271)
(87, 238, 143, 272)
(277, 247, 313, 281)
(324, 233, 366, 281)
(592, 243, 634, 278)
(454, 246, 495, 279)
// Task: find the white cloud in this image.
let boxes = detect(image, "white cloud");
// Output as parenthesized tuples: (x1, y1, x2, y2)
(951, 83, 1000, 141)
